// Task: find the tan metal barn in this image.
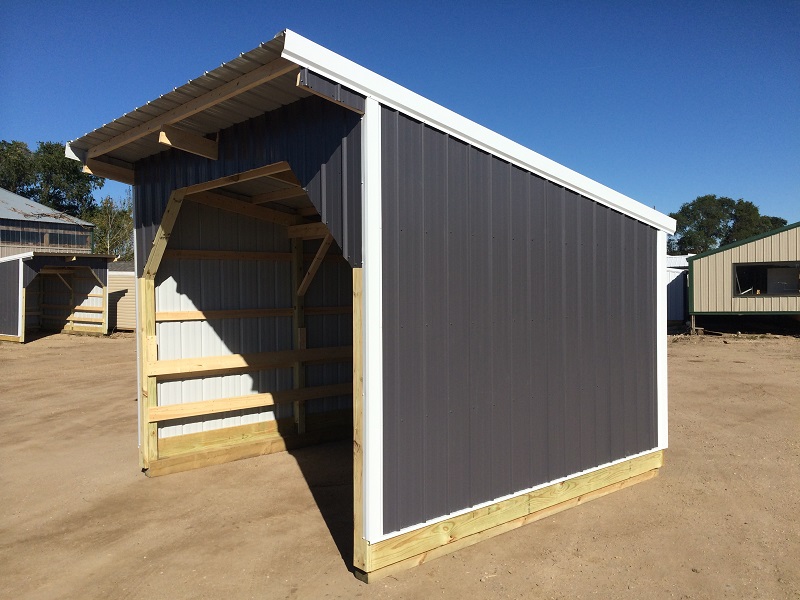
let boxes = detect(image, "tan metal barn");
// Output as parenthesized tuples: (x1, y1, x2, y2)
(108, 262, 136, 331)
(688, 221, 800, 327)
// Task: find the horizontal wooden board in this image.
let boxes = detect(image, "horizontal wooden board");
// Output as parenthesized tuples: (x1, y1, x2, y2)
(148, 382, 353, 422)
(363, 450, 664, 573)
(148, 345, 353, 380)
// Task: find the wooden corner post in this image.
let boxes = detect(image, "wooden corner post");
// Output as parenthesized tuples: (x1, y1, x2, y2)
(352, 267, 368, 570)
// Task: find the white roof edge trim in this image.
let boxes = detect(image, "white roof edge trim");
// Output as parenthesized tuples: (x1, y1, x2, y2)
(281, 30, 676, 234)
(0, 252, 34, 264)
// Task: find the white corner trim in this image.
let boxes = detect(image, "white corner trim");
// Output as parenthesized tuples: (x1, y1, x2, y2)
(17, 258, 25, 339)
(281, 30, 676, 234)
(656, 230, 669, 449)
(362, 96, 384, 542)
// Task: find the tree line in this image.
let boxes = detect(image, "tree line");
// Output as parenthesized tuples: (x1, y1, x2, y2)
(0, 140, 133, 260)
(668, 195, 787, 255)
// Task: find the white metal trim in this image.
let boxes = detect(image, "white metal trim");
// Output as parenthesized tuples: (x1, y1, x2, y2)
(362, 96, 384, 542)
(17, 258, 24, 339)
(0, 251, 34, 264)
(656, 230, 669, 449)
(281, 30, 676, 234)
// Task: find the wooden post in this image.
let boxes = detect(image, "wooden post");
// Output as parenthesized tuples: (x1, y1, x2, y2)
(352, 267, 368, 570)
(291, 238, 306, 434)
(139, 277, 159, 469)
(690, 314, 696, 335)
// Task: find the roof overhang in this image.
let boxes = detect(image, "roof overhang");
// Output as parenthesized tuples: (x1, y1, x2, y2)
(66, 29, 676, 234)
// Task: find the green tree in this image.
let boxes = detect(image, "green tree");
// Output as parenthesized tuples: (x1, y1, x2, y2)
(669, 195, 787, 254)
(0, 140, 35, 195)
(0, 140, 104, 218)
(87, 192, 134, 260)
(30, 141, 104, 218)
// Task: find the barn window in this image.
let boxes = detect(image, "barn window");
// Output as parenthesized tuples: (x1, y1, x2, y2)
(734, 263, 800, 296)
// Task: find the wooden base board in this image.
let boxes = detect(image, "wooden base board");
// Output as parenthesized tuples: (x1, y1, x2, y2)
(0, 334, 22, 343)
(355, 450, 663, 582)
(146, 409, 351, 477)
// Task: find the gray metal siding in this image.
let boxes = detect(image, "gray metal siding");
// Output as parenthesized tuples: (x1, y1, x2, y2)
(134, 95, 362, 274)
(381, 108, 658, 533)
(0, 260, 19, 336)
(298, 68, 366, 113)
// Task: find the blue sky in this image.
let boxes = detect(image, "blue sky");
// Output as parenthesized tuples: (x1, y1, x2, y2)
(1, 1, 798, 223)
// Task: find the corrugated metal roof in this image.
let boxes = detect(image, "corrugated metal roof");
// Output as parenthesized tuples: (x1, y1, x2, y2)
(0, 187, 94, 227)
(67, 32, 310, 165)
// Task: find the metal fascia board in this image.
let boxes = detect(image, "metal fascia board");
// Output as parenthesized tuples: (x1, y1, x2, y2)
(281, 30, 676, 234)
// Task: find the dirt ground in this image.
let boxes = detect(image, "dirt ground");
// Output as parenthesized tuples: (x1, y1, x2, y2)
(0, 332, 798, 600)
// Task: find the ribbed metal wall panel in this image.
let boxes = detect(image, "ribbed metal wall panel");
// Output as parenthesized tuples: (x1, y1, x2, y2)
(134, 95, 362, 273)
(0, 260, 19, 335)
(153, 200, 352, 439)
(298, 68, 366, 113)
(108, 272, 136, 330)
(381, 108, 658, 533)
(690, 224, 800, 314)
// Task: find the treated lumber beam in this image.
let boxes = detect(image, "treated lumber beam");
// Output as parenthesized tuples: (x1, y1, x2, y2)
(287, 222, 329, 239)
(155, 308, 294, 322)
(147, 382, 353, 422)
(352, 268, 367, 570)
(361, 450, 664, 574)
(187, 190, 300, 227)
(143, 189, 185, 278)
(147, 411, 352, 477)
(162, 249, 293, 262)
(298, 233, 334, 296)
(182, 162, 293, 195)
(158, 125, 218, 160)
(304, 305, 352, 315)
(82, 158, 135, 185)
(251, 187, 307, 205)
(147, 345, 353, 380)
(87, 60, 298, 158)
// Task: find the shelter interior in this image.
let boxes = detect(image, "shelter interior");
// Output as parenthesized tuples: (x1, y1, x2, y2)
(138, 164, 355, 476)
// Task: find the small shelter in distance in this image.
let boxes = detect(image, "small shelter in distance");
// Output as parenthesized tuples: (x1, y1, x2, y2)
(65, 30, 676, 581)
(0, 188, 110, 343)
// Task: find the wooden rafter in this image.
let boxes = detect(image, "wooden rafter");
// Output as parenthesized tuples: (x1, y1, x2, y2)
(182, 162, 293, 195)
(87, 59, 298, 158)
(186, 190, 300, 227)
(251, 187, 307, 205)
(159, 125, 218, 160)
(82, 158, 135, 185)
(298, 233, 334, 296)
(287, 222, 329, 240)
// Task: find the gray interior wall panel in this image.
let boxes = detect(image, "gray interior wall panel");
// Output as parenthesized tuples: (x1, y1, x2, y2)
(135, 96, 362, 275)
(0, 259, 20, 336)
(381, 107, 658, 534)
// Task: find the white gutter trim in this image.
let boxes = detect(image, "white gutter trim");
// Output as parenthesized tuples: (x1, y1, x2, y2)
(281, 30, 676, 234)
(0, 251, 35, 264)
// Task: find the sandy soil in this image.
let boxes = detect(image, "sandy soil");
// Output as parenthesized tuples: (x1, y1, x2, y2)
(0, 332, 798, 599)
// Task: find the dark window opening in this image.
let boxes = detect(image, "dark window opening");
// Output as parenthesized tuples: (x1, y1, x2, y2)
(735, 263, 800, 296)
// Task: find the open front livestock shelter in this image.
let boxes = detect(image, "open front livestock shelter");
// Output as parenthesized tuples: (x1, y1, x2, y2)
(0, 251, 109, 343)
(0, 187, 94, 259)
(688, 221, 800, 327)
(66, 30, 676, 581)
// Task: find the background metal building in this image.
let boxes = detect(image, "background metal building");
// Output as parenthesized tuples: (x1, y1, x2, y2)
(0, 187, 94, 258)
(689, 221, 800, 316)
(66, 30, 676, 580)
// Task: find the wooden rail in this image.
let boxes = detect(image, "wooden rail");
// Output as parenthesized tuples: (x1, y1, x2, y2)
(147, 346, 353, 380)
(147, 382, 352, 422)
